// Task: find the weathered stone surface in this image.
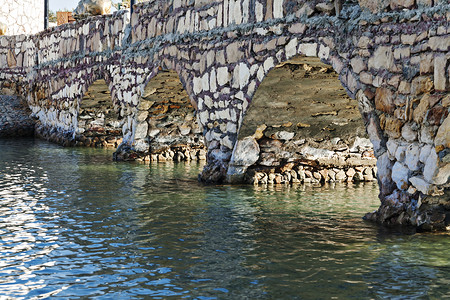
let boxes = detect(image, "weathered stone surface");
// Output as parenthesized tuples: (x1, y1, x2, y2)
(358, 0, 389, 13)
(6, 50, 16, 67)
(413, 94, 430, 123)
(435, 115, 450, 150)
(424, 150, 439, 183)
(0, 0, 44, 35)
(405, 144, 420, 171)
(316, 3, 334, 14)
(298, 43, 317, 57)
(411, 77, 434, 95)
(401, 123, 417, 142)
(74, 0, 111, 17)
(230, 136, 260, 167)
(351, 57, 366, 74)
(377, 152, 395, 196)
(392, 161, 410, 190)
(368, 46, 394, 71)
(434, 55, 448, 92)
(433, 163, 450, 186)
(217, 67, 231, 86)
(409, 176, 432, 194)
(391, 0, 415, 10)
(428, 36, 450, 52)
(382, 115, 403, 138)
(272, 131, 294, 141)
(375, 88, 394, 114)
(386, 139, 398, 159)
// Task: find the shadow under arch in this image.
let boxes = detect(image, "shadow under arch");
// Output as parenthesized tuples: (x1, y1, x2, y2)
(229, 55, 378, 185)
(74, 73, 123, 148)
(0, 79, 35, 137)
(131, 68, 206, 163)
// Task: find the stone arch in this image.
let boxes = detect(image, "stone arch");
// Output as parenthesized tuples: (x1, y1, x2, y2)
(227, 54, 378, 186)
(122, 65, 206, 163)
(74, 68, 123, 148)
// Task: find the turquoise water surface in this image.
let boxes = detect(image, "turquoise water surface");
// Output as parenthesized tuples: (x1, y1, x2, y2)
(0, 138, 449, 299)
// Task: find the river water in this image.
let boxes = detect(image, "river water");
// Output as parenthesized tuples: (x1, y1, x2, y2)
(0, 138, 449, 299)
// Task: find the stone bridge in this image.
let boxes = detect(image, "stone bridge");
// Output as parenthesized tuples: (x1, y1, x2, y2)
(0, 0, 449, 230)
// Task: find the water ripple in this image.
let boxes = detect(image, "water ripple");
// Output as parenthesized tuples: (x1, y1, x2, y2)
(0, 139, 449, 299)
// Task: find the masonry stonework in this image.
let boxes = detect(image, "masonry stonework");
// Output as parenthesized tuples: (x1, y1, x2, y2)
(0, 0, 45, 35)
(0, 0, 449, 230)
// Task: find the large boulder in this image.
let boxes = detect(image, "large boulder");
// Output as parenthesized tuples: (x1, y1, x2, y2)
(227, 137, 260, 183)
(0, 22, 6, 36)
(74, 0, 112, 18)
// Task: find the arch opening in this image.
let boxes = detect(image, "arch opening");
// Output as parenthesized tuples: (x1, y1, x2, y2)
(0, 81, 34, 138)
(229, 56, 378, 185)
(75, 79, 122, 148)
(132, 70, 206, 163)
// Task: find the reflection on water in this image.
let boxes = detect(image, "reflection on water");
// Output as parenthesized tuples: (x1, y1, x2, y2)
(0, 138, 449, 299)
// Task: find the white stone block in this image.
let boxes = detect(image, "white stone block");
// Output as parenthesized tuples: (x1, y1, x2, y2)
(222, 135, 234, 149)
(210, 69, 217, 92)
(273, 0, 284, 18)
(299, 43, 317, 57)
(419, 144, 433, 163)
(234, 0, 242, 24)
(405, 143, 420, 171)
(318, 44, 330, 60)
(285, 38, 298, 59)
(217, 67, 230, 86)
(255, 2, 264, 22)
(368, 46, 394, 71)
(263, 57, 274, 72)
(193, 77, 203, 94)
(386, 139, 398, 159)
(239, 62, 250, 89)
(395, 145, 406, 162)
(204, 95, 213, 109)
(199, 110, 209, 125)
(201, 72, 209, 92)
(409, 176, 432, 195)
(392, 161, 410, 190)
(424, 149, 438, 183)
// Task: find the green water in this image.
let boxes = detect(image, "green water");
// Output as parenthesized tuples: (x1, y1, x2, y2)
(0, 138, 449, 299)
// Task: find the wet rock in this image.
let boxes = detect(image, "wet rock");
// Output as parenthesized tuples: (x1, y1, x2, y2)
(230, 137, 260, 167)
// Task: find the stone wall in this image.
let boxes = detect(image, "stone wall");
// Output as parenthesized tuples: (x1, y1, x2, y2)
(0, 0, 449, 230)
(0, 0, 45, 35)
(359, 0, 446, 13)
